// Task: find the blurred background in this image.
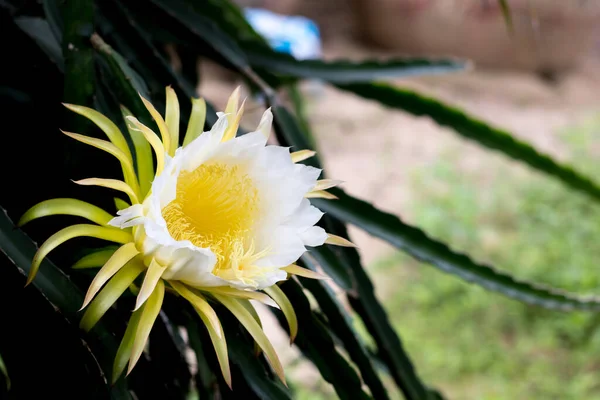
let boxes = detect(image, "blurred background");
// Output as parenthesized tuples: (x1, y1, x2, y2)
(199, 0, 600, 398)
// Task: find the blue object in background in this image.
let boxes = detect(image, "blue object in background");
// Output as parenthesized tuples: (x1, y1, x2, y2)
(244, 8, 322, 60)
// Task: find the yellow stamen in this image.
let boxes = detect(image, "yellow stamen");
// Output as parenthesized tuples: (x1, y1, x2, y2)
(212, 240, 273, 287)
(162, 163, 259, 277)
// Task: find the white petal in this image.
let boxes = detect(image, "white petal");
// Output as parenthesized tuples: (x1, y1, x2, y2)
(261, 146, 295, 176)
(255, 226, 306, 268)
(233, 131, 269, 151)
(181, 113, 228, 171)
(252, 148, 316, 211)
(209, 113, 229, 139)
(299, 226, 327, 247)
(292, 163, 322, 191)
(209, 132, 268, 165)
(108, 204, 144, 228)
(161, 247, 226, 287)
(152, 154, 181, 208)
(139, 218, 222, 287)
(253, 268, 287, 290)
(285, 199, 324, 229)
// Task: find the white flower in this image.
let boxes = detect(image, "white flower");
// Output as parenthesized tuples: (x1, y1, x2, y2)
(110, 109, 328, 290)
(22, 87, 352, 385)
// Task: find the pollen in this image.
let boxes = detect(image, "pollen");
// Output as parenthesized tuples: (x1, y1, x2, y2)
(162, 163, 259, 268)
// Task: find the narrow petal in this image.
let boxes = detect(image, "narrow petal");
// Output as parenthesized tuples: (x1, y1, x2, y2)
(195, 301, 231, 388)
(282, 264, 329, 280)
(18, 198, 113, 227)
(183, 97, 207, 147)
(63, 103, 132, 162)
(74, 178, 139, 205)
(126, 116, 166, 176)
(313, 179, 344, 191)
(112, 307, 143, 384)
(305, 190, 338, 200)
(81, 242, 139, 309)
(225, 86, 241, 116)
(237, 298, 262, 356)
(170, 281, 222, 339)
(80, 260, 145, 331)
(201, 286, 278, 308)
(114, 197, 130, 212)
(222, 100, 245, 142)
(264, 285, 298, 343)
(28, 224, 133, 286)
(256, 108, 273, 139)
(291, 149, 316, 163)
(221, 86, 241, 142)
(165, 87, 180, 156)
(140, 94, 171, 154)
(121, 106, 154, 197)
(214, 295, 286, 385)
(134, 259, 167, 310)
(62, 130, 140, 195)
(73, 247, 118, 269)
(128, 280, 165, 375)
(325, 234, 357, 248)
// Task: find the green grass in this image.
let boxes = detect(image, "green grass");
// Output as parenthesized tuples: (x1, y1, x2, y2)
(372, 114, 600, 399)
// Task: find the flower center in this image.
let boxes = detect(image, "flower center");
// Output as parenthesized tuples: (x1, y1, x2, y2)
(162, 163, 259, 267)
